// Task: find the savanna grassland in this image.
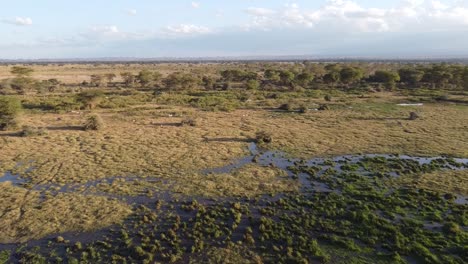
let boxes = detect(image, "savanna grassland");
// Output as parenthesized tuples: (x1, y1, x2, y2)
(0, 62, 467, 263)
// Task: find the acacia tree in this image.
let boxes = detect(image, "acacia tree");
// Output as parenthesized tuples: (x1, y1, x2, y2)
(76, 90, 104, 110)
(323, 71, 341, 87)
(295, 72, 314, 87)
(462, 67, 468, 90)
(340, 67, 364, 87)
(279, 70, 295, 86)
(9, 66, 37, 93)
(370, 71, 400, 90)
(10, 66, 34, 77)
(398, 68, 424, 87)
(137, 70, 162, 88)
(120, 72, 136, 87)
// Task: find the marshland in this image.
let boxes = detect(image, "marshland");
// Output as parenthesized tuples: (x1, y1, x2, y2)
(0, 62, 467, 263)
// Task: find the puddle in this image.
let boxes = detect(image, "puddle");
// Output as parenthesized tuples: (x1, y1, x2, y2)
(397, 103, 424, 106)
(0, 172, 26, 185)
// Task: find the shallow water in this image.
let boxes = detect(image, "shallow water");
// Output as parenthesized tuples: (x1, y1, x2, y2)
(0, 172, 26, 185)
(203, 143, 468, 203)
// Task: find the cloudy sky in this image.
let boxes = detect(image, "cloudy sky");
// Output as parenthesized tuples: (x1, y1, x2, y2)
(1, 0, 468, 59)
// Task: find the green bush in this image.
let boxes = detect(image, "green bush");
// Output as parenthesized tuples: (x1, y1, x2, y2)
(83, 115, 104, 131)
(0, 96, 22, 131)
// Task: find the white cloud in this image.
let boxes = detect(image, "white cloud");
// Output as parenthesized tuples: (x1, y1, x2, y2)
(164, 24, 211, 36)
(191, 2, 200, 9)
(244, 0, 468, 33)
(2, 17, 33, 26)
(127, 9, 137, 16)
(245, 7, 276, 17)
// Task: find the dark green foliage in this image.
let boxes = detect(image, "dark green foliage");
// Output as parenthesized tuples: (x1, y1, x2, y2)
(0, 250, 10, 264)
(0, 96, 21, 131)
(398, 68, 424, 86)
(324, 95, 332, 102)
(163, 72, 201, 90)
(340, 67, 364, 85)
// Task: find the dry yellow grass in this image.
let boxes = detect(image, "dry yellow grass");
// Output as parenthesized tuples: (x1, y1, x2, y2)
(172, 164, 298, 198)
(1, 102, 467, 185)
(1, 96, 467, 243)
(387, 170, 468, 195)
(0, 182, 132, 243)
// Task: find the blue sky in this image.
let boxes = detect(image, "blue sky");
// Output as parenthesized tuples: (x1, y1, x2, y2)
(1, 0, 468, 59)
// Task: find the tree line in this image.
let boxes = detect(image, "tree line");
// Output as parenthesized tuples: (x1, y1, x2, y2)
(1, 63, 468, 94)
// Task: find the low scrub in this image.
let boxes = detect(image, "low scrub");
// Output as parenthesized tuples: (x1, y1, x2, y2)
(83, 115, 104, 131)
(255, 131, 272, 144)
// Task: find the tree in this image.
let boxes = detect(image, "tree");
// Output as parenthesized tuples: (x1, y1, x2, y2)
(137, 70, 162, 88)
(295, 72, 314, 87)
(422, 65, 452, 88)
(120, 72, 136, 87)
(462, 67, 468, 90)
(340, 67, 364, 85)
(9, 66, 37, 93)
(163, 72, 201, 90)
(279, 70, 295, 86)
(323, 72, 340, 86)
(370, 70, 400, 90)
(10, 66, 34, 77)
(246, 79, 260, 90)
(264, 69, 281, 83)
(104, 73, 117, 84)
(398, 68, 424, 86)
(202, 76, 216, 90)
(0, 96, 22, 130)
(76, 90, 104, 110)
(90, 74, 105, 87)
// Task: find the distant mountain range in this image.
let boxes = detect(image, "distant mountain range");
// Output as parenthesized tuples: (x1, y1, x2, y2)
(1, 56, 468, 64)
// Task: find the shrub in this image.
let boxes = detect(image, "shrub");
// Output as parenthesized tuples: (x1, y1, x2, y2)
(279, 103, 293, 111)
(76, 90, 104, 110)
(442, 222, 461, 235)
(409, 112, 420, 120)
(324, 95, 332, 101)
(318, 104, 330, 111)
(255, 131, 272, 144)
(83, 115, 104, 131)
(180, 117, 197, 127)
(19, 126, 48, 137)
(298, 105, 308, 113)
(0, 96, 22, 131)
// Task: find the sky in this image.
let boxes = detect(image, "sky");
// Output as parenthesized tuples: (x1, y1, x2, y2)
(1, 0, 468, 59)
